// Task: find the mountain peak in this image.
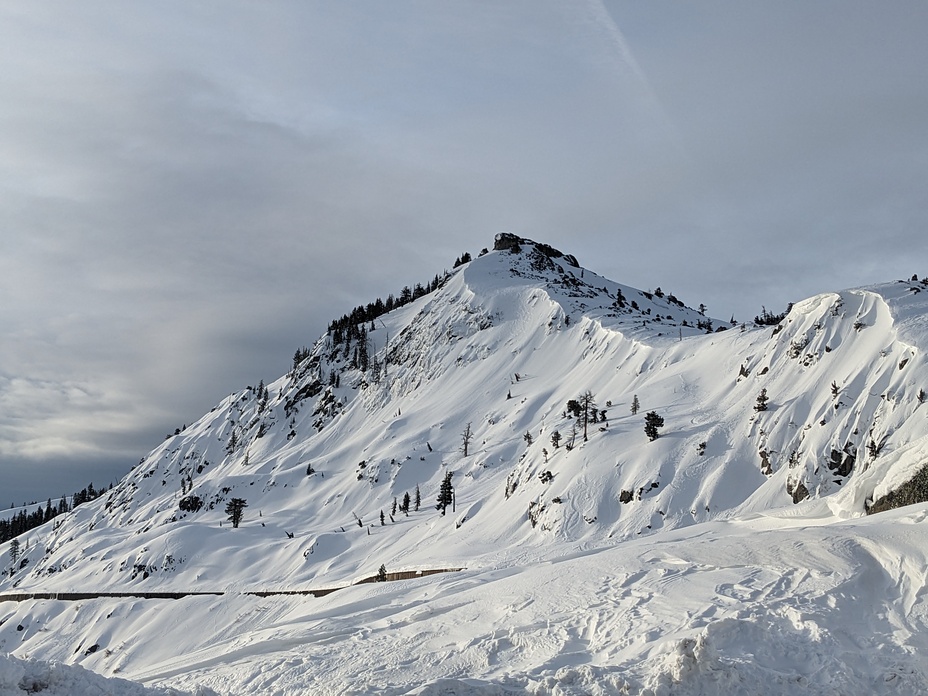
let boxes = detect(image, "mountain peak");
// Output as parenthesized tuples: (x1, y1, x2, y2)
(3, 243, 928, 694)
(492, 232, 580, 268)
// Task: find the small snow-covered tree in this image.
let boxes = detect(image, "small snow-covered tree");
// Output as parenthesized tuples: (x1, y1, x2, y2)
(631, 394, 640, 415)
(377, 564, 387, 582)
(755, 388, 769, 412)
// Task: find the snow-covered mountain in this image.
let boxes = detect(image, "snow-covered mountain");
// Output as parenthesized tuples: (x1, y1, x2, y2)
(3, 235, 928, 695)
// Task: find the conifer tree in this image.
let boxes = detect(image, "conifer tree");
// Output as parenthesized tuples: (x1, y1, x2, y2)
(414, 485, 421, 511)
(755, 388, 769, 412)
(631, 394, 640, 415)
(436, 471, 454, 516)
(578, 390, 597, 442)
(225, 498, 248, 528)
(644, 411, 664, 441)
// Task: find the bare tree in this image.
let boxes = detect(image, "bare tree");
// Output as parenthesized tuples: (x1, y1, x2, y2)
(578, 390, 597, 442)
(461, 422, 474, 456)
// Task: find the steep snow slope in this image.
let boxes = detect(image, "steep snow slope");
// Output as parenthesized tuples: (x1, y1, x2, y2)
(2, 237, 928, 694)
(4, 239, 926, 594)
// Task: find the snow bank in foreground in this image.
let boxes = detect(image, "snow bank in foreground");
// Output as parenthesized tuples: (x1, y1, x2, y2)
(0, 654, 216, 696)
(411, 615, 923, 696)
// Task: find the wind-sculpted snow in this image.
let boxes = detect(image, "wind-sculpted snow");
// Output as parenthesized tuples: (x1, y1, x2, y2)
(5, 504, 924, 694)
(0, 653, 215, 696)
(2, 239, 928, 693)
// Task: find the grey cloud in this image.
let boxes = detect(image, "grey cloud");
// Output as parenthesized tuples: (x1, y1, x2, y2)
(2, 1, 927, 503)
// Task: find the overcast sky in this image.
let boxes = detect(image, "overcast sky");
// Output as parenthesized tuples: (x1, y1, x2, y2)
(2, 1, 927, 506)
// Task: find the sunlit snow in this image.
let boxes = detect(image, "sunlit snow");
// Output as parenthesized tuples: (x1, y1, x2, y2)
(3, 238, 928, 694)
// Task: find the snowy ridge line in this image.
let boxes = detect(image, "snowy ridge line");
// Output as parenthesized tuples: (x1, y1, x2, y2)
(0, 567, 463, 603)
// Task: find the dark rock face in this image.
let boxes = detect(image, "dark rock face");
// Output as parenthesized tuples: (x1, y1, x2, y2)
(493, 232, 523, 252)
(493, 233, 579, 267)
(827, 444, 857, 478)
(867, 464, 928, 514)
(788, 480, 809, 504)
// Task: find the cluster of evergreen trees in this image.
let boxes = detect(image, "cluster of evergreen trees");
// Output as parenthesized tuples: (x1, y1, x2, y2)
(754, 304, 793, 326)
(291, 252, 478, 377)
(1, 483, 108, 543)
(326, 271, 452, 347)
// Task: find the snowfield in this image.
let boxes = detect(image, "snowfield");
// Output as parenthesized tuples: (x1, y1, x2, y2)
(3, 237, 928, 694)
(0, 652, 216, 696)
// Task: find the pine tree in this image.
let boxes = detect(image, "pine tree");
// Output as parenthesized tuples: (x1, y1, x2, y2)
(436, 471, 454, 516)
(401, 491, 410, 515)
(578, 391, 597, 442)
(644, 411, 664, 441)
(550, 430, 561, 449)
(391, 497, 397, 516)
(414, 485, 421, 511)
(377, 563, 387, 582)
(755, 388, 769, 412)
(631, 394, 640, 415)
(225, 498, 248, 528)
(9, 538, 20, 566)
(380, 510, 385, 526)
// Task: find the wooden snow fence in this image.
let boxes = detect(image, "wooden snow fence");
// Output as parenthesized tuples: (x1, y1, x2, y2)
(0, 567, 464, 604)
